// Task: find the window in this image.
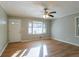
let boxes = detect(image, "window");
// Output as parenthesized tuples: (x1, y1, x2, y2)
(75, 17, 79, 36)
(28, 21, 46, 34)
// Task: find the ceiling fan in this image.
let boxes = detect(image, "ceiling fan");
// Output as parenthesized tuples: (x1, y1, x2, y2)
(43, 8, 56, 18)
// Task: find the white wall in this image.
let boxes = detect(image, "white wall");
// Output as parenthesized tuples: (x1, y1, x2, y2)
(51, 13, 79, 46)
(0, 6, 8, 55)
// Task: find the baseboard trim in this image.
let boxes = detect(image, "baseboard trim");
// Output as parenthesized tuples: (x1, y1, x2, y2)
(21, 37, 51, 42)
(52, 37, 79, 47)
(0, 42, 8, 56)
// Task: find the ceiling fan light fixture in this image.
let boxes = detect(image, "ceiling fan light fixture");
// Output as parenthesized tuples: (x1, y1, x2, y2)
(43, 14, 49, 19)
(43, 8, 56, 19)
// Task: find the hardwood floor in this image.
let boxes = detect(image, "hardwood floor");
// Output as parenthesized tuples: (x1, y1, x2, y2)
(1, 39, 79, 57)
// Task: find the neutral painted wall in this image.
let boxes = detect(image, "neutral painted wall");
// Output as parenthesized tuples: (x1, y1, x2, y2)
(0, 6, 8, 55)
(8, 17, 51, 42)
(51, 13, 79, 46)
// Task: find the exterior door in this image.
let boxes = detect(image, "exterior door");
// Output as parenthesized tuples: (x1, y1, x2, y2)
(9, 19, 21, 42)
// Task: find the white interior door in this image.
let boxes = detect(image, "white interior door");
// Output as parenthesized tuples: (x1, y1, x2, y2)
(9, 19, 21, 42)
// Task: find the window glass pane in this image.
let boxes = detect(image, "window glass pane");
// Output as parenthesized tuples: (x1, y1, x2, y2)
(33, 28, 37, 34)
(28, 22, 32, 34)
(43, 24, 46, 33)
(39, 28, 42, 34)
(29, 22, 32, 27)
(28, 28, 32, 34)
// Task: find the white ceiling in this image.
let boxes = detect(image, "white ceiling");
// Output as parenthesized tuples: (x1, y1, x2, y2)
(0, 1, 79, 19)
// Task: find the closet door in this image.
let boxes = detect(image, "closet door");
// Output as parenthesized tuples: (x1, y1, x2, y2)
(9, 19, 21, 42)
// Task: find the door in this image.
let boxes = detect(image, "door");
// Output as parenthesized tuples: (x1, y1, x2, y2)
(9, 19, 21, 42)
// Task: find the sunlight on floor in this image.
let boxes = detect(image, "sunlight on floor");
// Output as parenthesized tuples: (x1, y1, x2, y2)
(43, 44, 48, 57)
(19, 49, 27, 57)
(11, 44, 48, 57)
(24, 45, 41, 57)
(24, 44, 48, 57)
(11, 50, 22, 57)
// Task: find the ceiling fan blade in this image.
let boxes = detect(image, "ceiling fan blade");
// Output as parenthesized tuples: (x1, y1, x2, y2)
(49, 11, 56, 14)
(49, 15, 54, 17)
